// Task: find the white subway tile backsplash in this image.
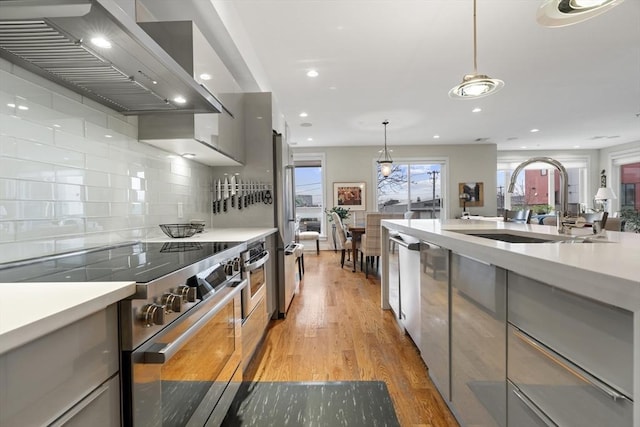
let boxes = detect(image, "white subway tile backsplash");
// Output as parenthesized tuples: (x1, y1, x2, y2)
(0, 62, 215, 262)
(0, 114, 54, 145)
(16, 180, 55, 200)
(54, 94, 107, 128)
(0, 179, 17, 200)
(17, 201, 55, 219)
(54, 130, 107, 156)
(0, 157, 56, 182)
(15, 138, 85, 168)
(0, 70, 53, 108)
(55, 183, 85, 201)
(55, 168, 110, 187)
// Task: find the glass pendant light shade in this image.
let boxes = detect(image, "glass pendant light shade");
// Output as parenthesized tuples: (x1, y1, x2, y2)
(449, 0, 504, 100)
(449, 74, 504, 99)
(537, 0, 624, 27)
(377, 120, 393, 178)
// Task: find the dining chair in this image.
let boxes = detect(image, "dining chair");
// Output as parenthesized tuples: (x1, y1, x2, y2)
(603, 217, 623, 231)
(360, 212, 403, 278)
(503, 209, 532, 224)
(578, 211, 608, 229)
(331, 212, 355, 268)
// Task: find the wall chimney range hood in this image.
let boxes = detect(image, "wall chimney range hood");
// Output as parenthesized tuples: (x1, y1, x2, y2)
(0, 0, 222, 115)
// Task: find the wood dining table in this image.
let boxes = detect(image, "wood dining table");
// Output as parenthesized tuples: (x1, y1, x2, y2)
(347, 226, 365, 272)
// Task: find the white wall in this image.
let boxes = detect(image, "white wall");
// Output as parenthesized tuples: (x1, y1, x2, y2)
(293, 143, 498, 219)
(0, 59, 215, 263)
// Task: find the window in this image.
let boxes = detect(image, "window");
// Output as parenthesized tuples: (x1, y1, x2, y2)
(497, 157, 588, 216)
(293, 154, 326, 236)
(620, 162, 640, 211)
(377, 162, 444, 219)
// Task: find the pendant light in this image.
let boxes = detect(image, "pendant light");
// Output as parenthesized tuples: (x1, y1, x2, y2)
(537, 0, 624, 27)
(377, 120, 393, 178)
(449, 0, 504, 99)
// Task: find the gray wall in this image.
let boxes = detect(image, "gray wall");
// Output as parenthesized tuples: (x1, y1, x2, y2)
(293, 144, 498, 219)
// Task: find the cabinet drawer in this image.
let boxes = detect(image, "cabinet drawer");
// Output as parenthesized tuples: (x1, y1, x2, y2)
(507, 271, 633, 398)
(508, 325, 632, 427)
(507, 381, 552, 427)
(0, 305, 119, 426)
(242, 296, 268, 370)
(51, 375, 120, 427)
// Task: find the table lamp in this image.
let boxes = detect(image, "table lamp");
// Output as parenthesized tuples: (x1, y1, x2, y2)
(459, 193, 471, 216)
(594, 187, 616, 212)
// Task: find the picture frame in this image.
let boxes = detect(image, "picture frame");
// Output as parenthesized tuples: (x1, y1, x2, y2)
(334, 182, 366, 211)
(459, 182, 484, 207)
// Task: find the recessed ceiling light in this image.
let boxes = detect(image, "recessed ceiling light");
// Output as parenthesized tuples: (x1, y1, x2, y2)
(530, 128, 540, 133)
(306, 69, 319, 78)
(300, 122, 313, 127)
(521, 146, 528, 149)
(433, 135, 440, 139)
(53, 124, 61, 128)
(182, 153, 196, 159)
(17, 105, 28, 110)
(173, 96, 186, 104)
(199, 73, 212, 80)
(299, 112, 308, 118)
(307, 137, 313, 141)
(7, 103, 15, 108)
(574, 145, 581, 148)
(329, 86, 337, 90)
(90, 37, 112, 49)
(256, 116, 263, 120)
(104, 134, 113, 138)
(472, 107, 482, 113)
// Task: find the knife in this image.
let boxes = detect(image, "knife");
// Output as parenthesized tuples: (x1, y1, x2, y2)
(237, 178, 243, 210)
(223, 176, 229, 212)
(212, 179, 218, 214)
(216, 179, 222, 214)
(230, 175, 236, 208)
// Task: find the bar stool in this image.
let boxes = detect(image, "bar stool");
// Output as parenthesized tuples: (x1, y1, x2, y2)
(298, 230, 320, 254)
(294, 243, 304, 279)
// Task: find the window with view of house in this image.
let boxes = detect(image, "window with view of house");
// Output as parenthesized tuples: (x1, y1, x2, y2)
(497, 158, 588, 218)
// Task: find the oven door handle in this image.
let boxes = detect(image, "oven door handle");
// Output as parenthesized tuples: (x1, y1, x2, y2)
(243, 251, 270, 272)
(143, 280, 246, 364)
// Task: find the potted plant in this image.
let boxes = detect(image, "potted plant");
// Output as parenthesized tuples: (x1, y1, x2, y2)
(325, 206, 350, 222)
(620, 208, 640, 233)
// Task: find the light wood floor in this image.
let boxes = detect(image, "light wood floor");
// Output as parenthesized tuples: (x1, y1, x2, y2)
(244, 251, 459, 427)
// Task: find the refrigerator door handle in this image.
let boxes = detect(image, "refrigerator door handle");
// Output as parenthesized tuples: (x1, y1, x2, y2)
(285, 165, 296, 222)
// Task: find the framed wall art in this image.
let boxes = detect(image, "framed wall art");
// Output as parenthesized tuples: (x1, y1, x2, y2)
(334, 182, 366, 211)
(459, 182, 484, 207)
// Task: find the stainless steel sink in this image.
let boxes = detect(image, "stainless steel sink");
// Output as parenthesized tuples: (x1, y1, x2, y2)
(451, 229, 613, 244)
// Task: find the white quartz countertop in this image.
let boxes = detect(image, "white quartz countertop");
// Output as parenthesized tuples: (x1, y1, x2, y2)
(0, 227, 277, 355)
(0, 281, 135, 355)
(383, 218, 640, 311)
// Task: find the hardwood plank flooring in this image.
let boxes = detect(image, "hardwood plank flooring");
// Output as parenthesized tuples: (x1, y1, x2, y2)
(244, 251, 459, 427)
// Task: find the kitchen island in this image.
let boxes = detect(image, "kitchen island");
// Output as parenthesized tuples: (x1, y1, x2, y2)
(381, 218, 640, 427)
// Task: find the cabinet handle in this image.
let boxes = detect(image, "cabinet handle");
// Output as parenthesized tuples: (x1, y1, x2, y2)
(511, 386, 557, 427)
(454, 252, 491, 266)
(49, 378, 111, 426)
(513, 327, 630, 402)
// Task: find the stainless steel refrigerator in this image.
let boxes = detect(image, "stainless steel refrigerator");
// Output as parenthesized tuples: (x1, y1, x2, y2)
(272, 131, 299, 317)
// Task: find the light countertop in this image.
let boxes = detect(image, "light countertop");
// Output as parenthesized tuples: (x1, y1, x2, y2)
(382, 219, 640, 311)
(0, 281, 135, 355)
(0, 227, 277, 355)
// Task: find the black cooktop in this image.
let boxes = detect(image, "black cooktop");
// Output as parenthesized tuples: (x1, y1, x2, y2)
(0, 241, 242, 284)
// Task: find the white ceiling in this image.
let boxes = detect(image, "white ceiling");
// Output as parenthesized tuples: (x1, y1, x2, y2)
(140, 0, 640, 152)
(220, 0, 640, 152)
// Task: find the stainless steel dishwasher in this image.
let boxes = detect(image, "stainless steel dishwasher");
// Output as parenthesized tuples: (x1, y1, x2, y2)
(389, 233, 420, 341)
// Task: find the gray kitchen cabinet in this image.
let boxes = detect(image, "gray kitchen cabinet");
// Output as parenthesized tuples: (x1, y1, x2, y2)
(50, 375, 121, 427)
(507, 271, 633, 426)
(450, 252, 506, 427)
(507, 381, 552, 427)
(419, 241, 450, 401)
(0, 305, 120, 426)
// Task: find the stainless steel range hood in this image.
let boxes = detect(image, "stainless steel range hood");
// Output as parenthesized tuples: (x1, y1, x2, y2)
(0, 0, 222, 115)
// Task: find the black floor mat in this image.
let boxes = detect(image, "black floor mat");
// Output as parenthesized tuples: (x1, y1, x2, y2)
(222, 381, 401, 427)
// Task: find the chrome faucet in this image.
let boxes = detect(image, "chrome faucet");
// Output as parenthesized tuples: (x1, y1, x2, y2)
(507, 157, 570, 233)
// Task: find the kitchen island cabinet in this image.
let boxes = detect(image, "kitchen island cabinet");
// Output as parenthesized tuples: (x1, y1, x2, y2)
(381, 218, 640, 427)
